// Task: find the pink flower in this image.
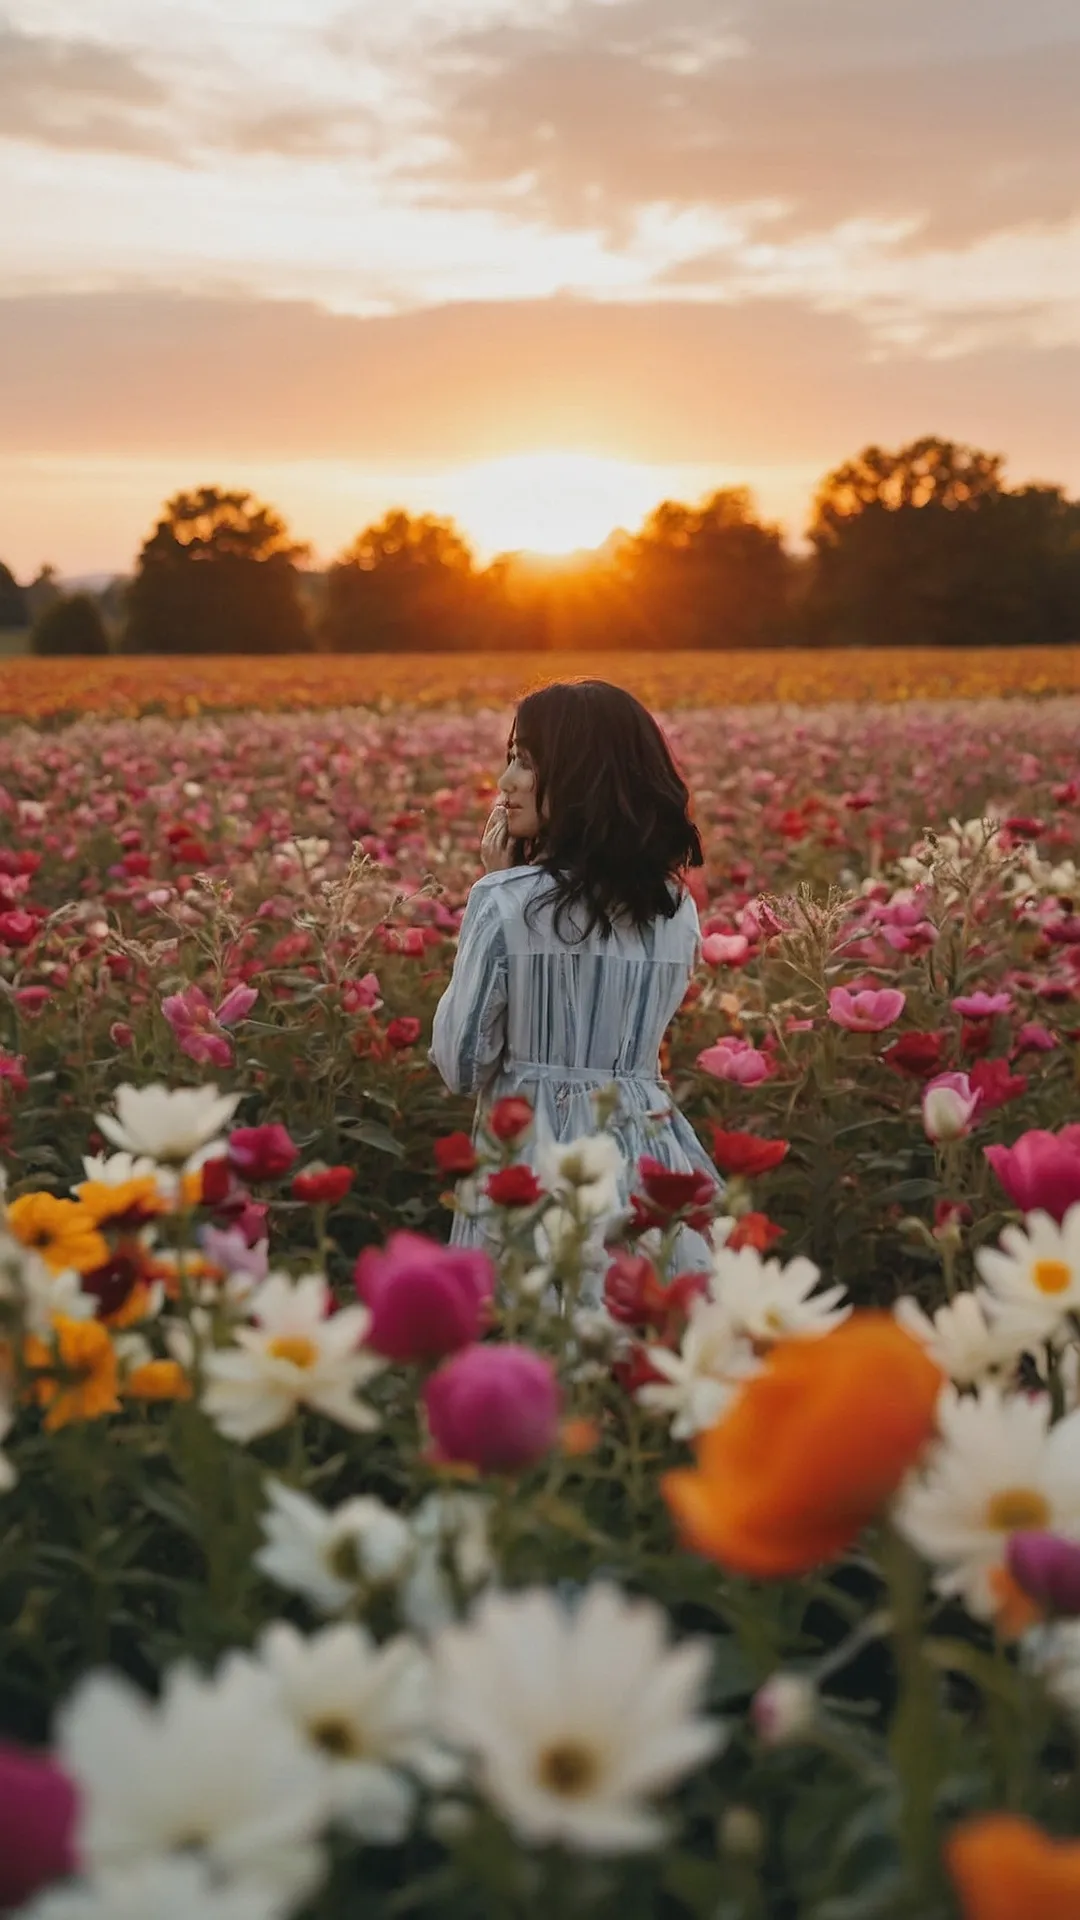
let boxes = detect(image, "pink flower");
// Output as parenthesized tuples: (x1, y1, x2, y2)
(214, 984, 258, 1027)
(985, 1126, 1080, 1222)
(951, 991, 1012, 1019)
(1013, 1022, 1058, 1055)
(355, 1231, 494, 1363)
(0, 1052, 28, 1095)
(161, 982, 257, 1068)
(0, 1741, 78, 1909)
(13, 986, 49, 1014)
(827, 986, 906, 1032)
(227, 1124, 298, 1181)
(968, 1057, 1028, 1113)
(696, 1037, 773, 1084)
(0, 909, 38, 948)
(922, 1071, 982, 1143)
(1007, 1532, 1080, 1615)
(700, 932, 751, 967)
(341, 972, 383, 1013)
(424, 1342, 561, 1474)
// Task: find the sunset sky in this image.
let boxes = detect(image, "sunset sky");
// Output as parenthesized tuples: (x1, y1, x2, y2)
(2, 0, 1079, 575)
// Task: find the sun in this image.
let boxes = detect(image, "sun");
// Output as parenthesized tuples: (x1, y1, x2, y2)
(438, 451, 677, 560)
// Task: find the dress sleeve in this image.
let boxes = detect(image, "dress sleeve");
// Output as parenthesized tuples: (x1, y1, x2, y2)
(428, 883, 509, 1096)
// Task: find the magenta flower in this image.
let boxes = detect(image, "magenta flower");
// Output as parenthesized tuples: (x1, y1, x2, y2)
(985, 1126, 1080, 1223)
(1013, 1022, 1058, 1055)
(1007, 1532, 1080, 1615)
(227, 1123, 298, 1181)
(922, 1071, 982, 1143)
(0, 1741, 78, 1909)
(696, 1037, 772, 1085)
(951, 991, 1012, 1019)
(355, 1231, 493, 1362)
(700, 932, 751, 967)
(160, 982, 257, 1068)
(424, 1342, 561, 1474)
(828, 986, 906, 1032)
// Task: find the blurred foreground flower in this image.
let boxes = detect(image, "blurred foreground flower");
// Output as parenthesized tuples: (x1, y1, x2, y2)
(946, 1811, 1080, 1920)
(255, 1481, 412, 1616)
(663, 1313, 943, 1576)
(985, 1126, 1080, 1223)
(1007, 1531, 1080, 1617)
(201, 1273, 381, 1441)
(354, 1232, 493, 1363)
(424, 1343, 560, 1474)
(0, 1739, 78, 1909)
(433, 1583, 722, 1852)
(95, 1084, 241, 1165)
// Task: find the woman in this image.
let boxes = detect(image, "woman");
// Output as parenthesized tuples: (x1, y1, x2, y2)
(428, 680, 721, 1274)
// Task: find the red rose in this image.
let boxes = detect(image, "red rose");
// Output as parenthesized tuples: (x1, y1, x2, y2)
(386, 1016, 421, 1049)
(485, 1165, 544, 1208)
(881, 1031, 946, 1078)
(199, 1156, 232, 1205)
(434, 1132, 478, 1176)
(292, 1165, 355, 1204)
(632, 1156, 718, 1231)
(487, 1096, 534, 1142)
(227, 1124, 298, 1181)
(605, 1250, 663, 1325)
(0, 911, 38, 948)
(710, 1128, 790, 1177)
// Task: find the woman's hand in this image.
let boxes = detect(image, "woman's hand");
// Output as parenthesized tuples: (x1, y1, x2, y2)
(480, 800, 515, 873)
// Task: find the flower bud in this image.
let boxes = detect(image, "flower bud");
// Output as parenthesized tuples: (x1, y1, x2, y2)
(750, 1673, 816, 1747)
(1007, 1530, 1080, 1616)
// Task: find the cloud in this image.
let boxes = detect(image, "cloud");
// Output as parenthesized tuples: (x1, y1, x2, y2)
(0, 18, 172, 156)
(416, 0, 1080, 250)
(0, 288, 1078, 495)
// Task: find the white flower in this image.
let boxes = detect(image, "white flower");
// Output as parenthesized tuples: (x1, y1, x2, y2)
(894, 1290, 1022, 1387)
(0, 1229, 93, 1336)
(400, 1492, 494, 1636)
(708, 1245, 850, 1345)
(201, 1273, 382, 1442)
(638, 1299, 758, 1439)
(57, 1657, 329, 1908)
(975, 1208, 1080, 1347)
(78, 1150, 178, 1204)
(1025, 1619, 1080, 1726)
(894, 1385, 1080, 1620)
(433, 1583, 724, 1852)
(255, 1480, 412, 1615)
(20, 1858, 284, 1920)
(750, 1674, 817, 1748)
(95, 1084, 241, 1165)
(256, 1621, 450, 1841)
(536, 1132, 624, 1219)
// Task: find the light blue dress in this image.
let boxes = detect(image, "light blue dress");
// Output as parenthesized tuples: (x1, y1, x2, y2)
(428, 865, 720, 1273)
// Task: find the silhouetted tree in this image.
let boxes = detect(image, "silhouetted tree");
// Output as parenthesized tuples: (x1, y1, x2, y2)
(124, 487, 311, 654)
(31, 593, 110, 656)
(617, 489, 794, 647)
(323, 511, 483, 652)
(0, 562, 26, 630)
(805, 437, 1080, 646)
(24, 566, 62, 626)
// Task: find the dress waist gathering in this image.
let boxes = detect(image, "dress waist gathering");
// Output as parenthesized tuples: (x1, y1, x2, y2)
(501, 1055, 666, 1087)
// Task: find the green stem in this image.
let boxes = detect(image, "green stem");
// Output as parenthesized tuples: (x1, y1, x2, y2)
(880, 1525, 941, 1901)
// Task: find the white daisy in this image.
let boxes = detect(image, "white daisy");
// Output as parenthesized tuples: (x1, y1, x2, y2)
(894, 1384, 1080, 1619)
(433, 1582, 724, 1852)
(57, 1657, 329, 1907)
(77, 1150, 179, 1205)
(975, 1208, 1080, 1346)
(255, 1480, 412, 1615)
(0, 1229, 93, 1337)
(638, 1299, 758, 1440)
(95, 1084, 241, 1165)
(255, 1621, 451, 1842)
(894, 1290, 1023, 1387)
(708, 1245, 850, 1345)
(400, 1492, 494, 1637)
(201, 1273, 382, 1442)
(20, 1858, 284, 1920)
(536, 1133, 624, 1219)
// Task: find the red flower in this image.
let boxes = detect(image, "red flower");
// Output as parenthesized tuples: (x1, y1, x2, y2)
(605, 1250, 663, 1325)
(881, 1030, 946, 1078)
(960, 1020, 993, 1057)
(0, 910, 38, 948)
(434, 1132, 478, 1176)
(292, 1165, 354, 1204)
(487, 1095, 535, 1142)
(727, 1212, 785, 1252)
(386, 1016, 421, 1049)
(968, 1057, 1029, 1113)
(227, 1124, 298, 1181)
(632, 1156, 718, 1231)
(612, 1342, 669, 1395)
(485, 1165, 544, 1207)
(199, 1156, 232, 1205)
(0, 1053, 28, 1097)
(13, 986, 49, 1014)
(710, 1128, 789, 1177)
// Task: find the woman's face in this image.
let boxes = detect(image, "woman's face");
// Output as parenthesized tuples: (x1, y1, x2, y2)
(497, 737, 543, 840)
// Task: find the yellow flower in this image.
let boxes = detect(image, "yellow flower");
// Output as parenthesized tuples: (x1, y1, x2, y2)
(124, 1359, 191, 1402)
(73, 1176, 166, 1230)
(24, 1316, 121, 1431)
(6, 1193, 108, 1275)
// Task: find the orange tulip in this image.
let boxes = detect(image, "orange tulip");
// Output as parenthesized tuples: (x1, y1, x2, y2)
(662, 1311, 944, 1576)
(947, 1813, 1080, 1919)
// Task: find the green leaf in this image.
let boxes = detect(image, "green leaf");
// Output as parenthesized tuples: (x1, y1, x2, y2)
(340, 1118, 405, 1158)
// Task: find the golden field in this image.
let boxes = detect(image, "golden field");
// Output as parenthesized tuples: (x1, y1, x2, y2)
(3, 644, 1080, 722)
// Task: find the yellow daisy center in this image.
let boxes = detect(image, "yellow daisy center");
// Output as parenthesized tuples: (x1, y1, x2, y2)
(986, 1487, 1051, 1532)
(309, 1715, 364, 1758)
(268, 1335, 319, 1369)
(536, 1740, 601, 1798)
(1032, 1258, 1072, 1296)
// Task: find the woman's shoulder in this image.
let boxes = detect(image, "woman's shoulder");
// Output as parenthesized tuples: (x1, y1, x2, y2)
(470, 865, 543, 893)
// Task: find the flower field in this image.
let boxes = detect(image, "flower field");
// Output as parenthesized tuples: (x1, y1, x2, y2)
(3, 643, 1080, 723)
(3, 693, 1080, 1916)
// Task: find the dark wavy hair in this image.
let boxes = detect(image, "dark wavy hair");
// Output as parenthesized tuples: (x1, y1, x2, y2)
(507, 680, 703, 940)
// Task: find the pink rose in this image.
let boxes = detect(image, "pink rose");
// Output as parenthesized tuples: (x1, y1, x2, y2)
(355, 1231, 494, 1362)
(424, 1342, 560, 1473)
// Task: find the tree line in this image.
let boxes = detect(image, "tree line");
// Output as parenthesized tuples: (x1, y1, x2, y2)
(4, 438, 1080, 656)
